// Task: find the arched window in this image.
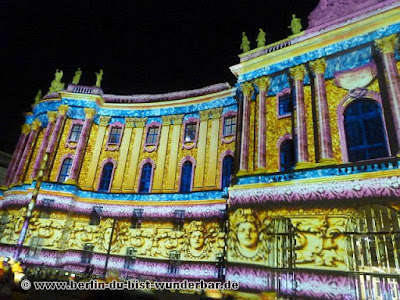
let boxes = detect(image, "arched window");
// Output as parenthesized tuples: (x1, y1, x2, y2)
(98, 162, 113, 192)
(139, 163, 152, 193)
(344, 99, 389, 162)
(265, 217, 295, 268)
(222, 155, 234, 189)
(280, 139, 295, 172)
(58, 158, 72, 183)
(180, 161, 192, 193)
(346, 205, 400, 275)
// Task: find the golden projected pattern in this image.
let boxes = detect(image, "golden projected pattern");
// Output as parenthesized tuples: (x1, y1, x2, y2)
(228, 208, 348, 270)
(78, 123, 99, 188)
(24, 130, 44, 182)
(14, 214, 225, 262)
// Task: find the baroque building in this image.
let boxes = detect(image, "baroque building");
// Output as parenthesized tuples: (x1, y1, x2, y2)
(1, 0, 400, 299)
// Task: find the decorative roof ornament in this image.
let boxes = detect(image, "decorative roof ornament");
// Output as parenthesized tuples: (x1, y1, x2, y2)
(240, 32, 251, 53)
(256, 29, 266, 48)
(72, 68, 82, 85)
(288, 14, 302, 35)
(48, 69, 65, 93)
(307, 0, 389, 29)
(95, 69, 103, 87)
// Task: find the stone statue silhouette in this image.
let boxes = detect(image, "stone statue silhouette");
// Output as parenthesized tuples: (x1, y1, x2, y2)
(95, 69, 103, 87)
(240, 32, 250, 53)
(256, 29, 266, 48)
(288, 14, 302, 34)
(72, 68, 82, 85)
(48, 69, 65, 93)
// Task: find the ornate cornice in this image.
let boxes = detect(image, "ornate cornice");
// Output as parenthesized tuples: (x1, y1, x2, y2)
(210, 107, 223, 119)
(134, 118, 147, 128)
(171, 114, 184, 125)
(99, 116, 111, 127)
(125, 117, 135, 128)
(161, 115, 173, 126)
(199, 110, 210, 121)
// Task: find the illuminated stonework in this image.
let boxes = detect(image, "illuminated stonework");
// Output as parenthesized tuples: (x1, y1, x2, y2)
(1, 0, 400, 298)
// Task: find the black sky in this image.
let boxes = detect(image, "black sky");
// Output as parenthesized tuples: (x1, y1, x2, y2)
(0, 0, 319, 153)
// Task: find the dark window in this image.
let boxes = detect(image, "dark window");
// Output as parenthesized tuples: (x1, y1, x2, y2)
(98, 162, 113, 192)
(168, 251, 180, 275)
(139, 163, 152, 193)
(278, 94, 294, 116)
(40, 199, 54, 219)
(124, 248, 137, 269)
(58, 158, 73, 183)
(180, 161, 192, 193)
(132, 209, 143, 229)
(69, 124, 83, 142)
(222, 155, 234, 189)
(344, 99, 389, 162)
(223, 116, 236, 136)
(215, 252, 225, 280)
(82, 243, 94, 264)
(108, 127, 122, 144)
(218, 209, 227, 232)
(184, 123, 196, 142)
(90, 207, 102, 225)
(173, 210, 185, 231)
(29, 236, 43, 258)
(280, 140, 295, 172)
(146, 127, 159, 144)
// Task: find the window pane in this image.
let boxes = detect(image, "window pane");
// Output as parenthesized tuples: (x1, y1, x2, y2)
(109, 127, 122, 144)
(185, 123, 196, 142)
(180, 161, 192, 193)
(222, 155, 234, 189)
(98, 163, 113, 192)
(280, 140, 295, 172)
(69, 124, 83, 142)
(58, 158, 72, 182)
(224, 117, 236, 136)
(279, 94, 293, 116)
(139, 163, 152, 193)
(146, 127, 159, 144)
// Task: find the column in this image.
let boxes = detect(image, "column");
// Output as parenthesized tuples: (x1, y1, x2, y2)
(193, 110, 209, 190)
(123, 118, 147, 191)
(375, 35, 400, 156)
(111, 118, 134, 192)
(45, 105, 69, 179)
(206, 108, 223, 187)
(5, 123, 30, 186)
(67, 108, 96, 184)
(12, 119, 41, 184)
(152, 116, 171, 192)
(31, 111, 57, 178)
(254, 77, 270, 171)
(238, 82, 253, 174)
(165, 115, 184, 191)
(290, 64, 310, 168)
(83, 116, 110, 189)
(310, 58, 335, 164)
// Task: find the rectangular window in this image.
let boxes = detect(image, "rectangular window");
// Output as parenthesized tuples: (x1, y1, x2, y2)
(146, 127, 159, 145)
(90, 206, 102, 225)
(40, 199, 54, 219)
(29, 236, 43, 258)
(82, 243, 94, 264)
(124, 247, 137, 269)
(131, 209, 143, 229)
(69, 124, 83, 142)
(223, 117, 236, 136)
(173, 210, 185, 231)
(108, 127, 122, 144)
(278, 94, 294, 116)
(168, 250, 180, 275)
(184, 123, 196, 142)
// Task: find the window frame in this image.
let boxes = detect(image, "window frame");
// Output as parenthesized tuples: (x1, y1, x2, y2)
(144, 121, 161, 153)
(82, 243, 94, 264)
(66, 120, 84, 148)
(137, 158, 155, 193)
(106, 122, 124, 151)
(97, 159, 116, 192)
(178, 156, 196, 193)
(220, 111, 237, 144)
(57, 155, 73, 183)
(276, 88, 293, 119)
(182, 118, 199, 150)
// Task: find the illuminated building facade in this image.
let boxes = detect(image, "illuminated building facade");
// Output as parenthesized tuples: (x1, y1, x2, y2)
(1, 0, 400, 298)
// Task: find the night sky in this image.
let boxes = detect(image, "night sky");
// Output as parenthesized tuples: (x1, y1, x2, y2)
(0, 0, 319, 154)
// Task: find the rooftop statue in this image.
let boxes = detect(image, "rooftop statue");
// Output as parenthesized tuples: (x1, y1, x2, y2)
(256, 28, 266, 48)
(289, 14, 302, 34)
(72, 68, 82, 85)
(95, 69, 103, 87)
(34, 89, 42, 104)
(48, 69, 65, 93)
(240, 32, 251, 53)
